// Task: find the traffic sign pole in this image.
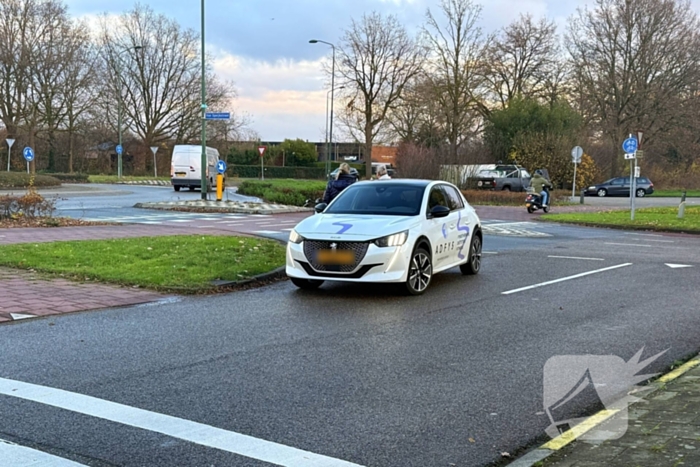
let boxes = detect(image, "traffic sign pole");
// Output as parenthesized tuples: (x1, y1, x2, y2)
(215, 159, 226, 202)
(258, 146, 266, 181)
(571, 146, 583, 198)
(6, 138, 15, 172)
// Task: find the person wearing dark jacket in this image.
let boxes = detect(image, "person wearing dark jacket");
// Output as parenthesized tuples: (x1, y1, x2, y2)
(323, 163, 357, 204)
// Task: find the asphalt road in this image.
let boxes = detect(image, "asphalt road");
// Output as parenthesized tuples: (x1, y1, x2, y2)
(1, 203, 699, 466)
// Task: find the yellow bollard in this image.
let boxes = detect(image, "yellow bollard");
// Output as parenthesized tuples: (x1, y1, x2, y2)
(216, 173, 224, 202)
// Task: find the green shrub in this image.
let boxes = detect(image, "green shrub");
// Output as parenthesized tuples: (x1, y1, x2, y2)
(40, 172, 90, 183)
(230, 165, 327, 179)
(0, 172, 61, 188)
(238, 179, 327, 206)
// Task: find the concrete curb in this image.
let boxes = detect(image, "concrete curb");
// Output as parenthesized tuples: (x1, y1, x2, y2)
(508, 354, 700, 466)
(116, 180, 170, 186)
(134, 201, 313, 215)
(210, 266, 286, 289)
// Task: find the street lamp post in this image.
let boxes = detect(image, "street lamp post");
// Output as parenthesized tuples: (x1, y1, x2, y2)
(115, 45, 142, 178)
(309, 39, 336, 176)
(325, 86, 344, 166)
(200, 0, 208, 200)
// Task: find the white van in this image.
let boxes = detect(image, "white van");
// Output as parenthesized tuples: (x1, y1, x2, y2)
(170, 145, 222, 192)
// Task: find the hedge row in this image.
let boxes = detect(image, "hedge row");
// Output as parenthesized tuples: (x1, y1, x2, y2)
(230, 165, 328, 180)
(0, 172, 62, 188)
(39, 172, 90, 183)
(237, 179, 327, 206)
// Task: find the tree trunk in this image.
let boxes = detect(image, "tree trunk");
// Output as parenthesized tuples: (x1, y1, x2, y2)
(364, 121, 373, 179)
(68, 130, 74, 173)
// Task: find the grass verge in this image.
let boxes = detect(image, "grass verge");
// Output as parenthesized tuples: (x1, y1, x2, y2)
(652, 190, 700, 198)
(542, 206, 700, 233)
(237, 179, 327, 206)
(88, 175, 171, 184)
(0, 235, 286, 293)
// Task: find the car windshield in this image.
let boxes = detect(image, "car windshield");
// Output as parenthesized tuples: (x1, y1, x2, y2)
(325, 183, 426, 216)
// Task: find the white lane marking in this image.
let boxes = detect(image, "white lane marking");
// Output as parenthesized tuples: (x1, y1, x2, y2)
(169, 219, 194, 223)
(10, 313, 36, 320)
(254, 230, 283, 235)
(0, 438, 87, 466)
(482, 251, 498, 255)
(282, 228, 294, 231)
(625, 232, 665, 237)
(502, 263, 633, 295)
(0, 377, 364, 467)
(548, 255, 604, 261)
(638, 239, 675, 243)
(604, 242, 652, 247)
(666, 263, 694, 269)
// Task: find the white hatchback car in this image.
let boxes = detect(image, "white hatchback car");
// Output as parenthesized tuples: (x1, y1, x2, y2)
(286, 180, 482, 295)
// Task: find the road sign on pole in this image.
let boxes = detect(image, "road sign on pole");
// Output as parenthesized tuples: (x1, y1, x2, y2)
(204, 112, 231, 120)
(571, 146, 583, 197)
(622, 137, 638, 154)
(216, 159, 227, 174)
(624, 153, 636, 160)
(258, 146, 266, 181)
(116, 144, 123, 156)
(150, 146, 158, 178)
(23, 147, 34, 174)
(634, 166, 640, 178)
(6, 138, 14, 172)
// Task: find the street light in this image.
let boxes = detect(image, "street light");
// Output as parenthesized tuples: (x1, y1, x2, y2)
(115, 45, 142, 179)
(309, 39, 336, 176)
(325, 86, 344, 165)
(200, 0, 207, 200)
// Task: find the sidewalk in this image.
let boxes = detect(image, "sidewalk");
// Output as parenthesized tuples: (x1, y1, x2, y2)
(512, 358, 700, 467)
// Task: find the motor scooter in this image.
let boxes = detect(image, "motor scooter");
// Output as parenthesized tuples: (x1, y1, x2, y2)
(525, 187, 551, 213)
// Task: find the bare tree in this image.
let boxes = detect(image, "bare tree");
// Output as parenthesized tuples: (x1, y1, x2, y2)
(567, 0, 700, 177)
(98, 4, 236, 170)
(483, 14, 560, 109)
(336, 12, 426, 178)
(424, 0, 486, 160)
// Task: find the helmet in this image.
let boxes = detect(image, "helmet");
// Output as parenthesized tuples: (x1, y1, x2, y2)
(535, 169, 543, 176)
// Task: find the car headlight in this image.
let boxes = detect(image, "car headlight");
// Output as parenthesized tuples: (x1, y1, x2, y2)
(289, 230, 304, 244)
(588, 186, 596, 190)
(373, 230, 408, 248)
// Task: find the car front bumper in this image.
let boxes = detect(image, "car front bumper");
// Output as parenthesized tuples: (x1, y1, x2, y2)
(285, 240, 413, 283)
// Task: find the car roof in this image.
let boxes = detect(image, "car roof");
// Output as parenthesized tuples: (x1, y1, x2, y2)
(351, 179, 441, 188)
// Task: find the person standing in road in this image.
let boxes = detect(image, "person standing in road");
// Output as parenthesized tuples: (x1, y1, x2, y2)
(323, 163, 357, 204)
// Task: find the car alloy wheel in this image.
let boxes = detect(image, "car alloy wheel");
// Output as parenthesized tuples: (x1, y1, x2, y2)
(460, 234, 482, 275)
(636, 189, 646, 198)
(597, 188, 607, 197)
(406, 247, 432, 295)
(290, 278, 324, 290)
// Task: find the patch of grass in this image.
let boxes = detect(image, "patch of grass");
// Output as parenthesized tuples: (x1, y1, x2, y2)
(237, 179, 327, 206)
(542, 206, 700, 233)
(462, 189, 572, 206)
(0, 172, 61, 188)
(0, 235, 286, 293)
(653, 189, 700, 198)
(88, 175, 171, 184)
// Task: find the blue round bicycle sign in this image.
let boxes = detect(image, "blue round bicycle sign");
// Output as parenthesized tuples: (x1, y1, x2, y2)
(622, 137, 638, 154)
(23, 147, 35, 162)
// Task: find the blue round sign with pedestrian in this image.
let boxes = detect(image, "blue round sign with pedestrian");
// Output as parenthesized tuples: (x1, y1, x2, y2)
(23, 147, 34, 162)
(622, 137, 638, 154)
(116, 144, 123, 155)
(216, 160, 227, 174)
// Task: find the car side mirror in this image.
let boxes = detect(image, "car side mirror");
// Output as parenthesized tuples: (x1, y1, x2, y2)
(314, 202, 327, 213)
(429, 205, 450, 218)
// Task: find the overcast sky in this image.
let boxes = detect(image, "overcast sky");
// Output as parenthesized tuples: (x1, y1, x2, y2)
(64, 0, 700, 142)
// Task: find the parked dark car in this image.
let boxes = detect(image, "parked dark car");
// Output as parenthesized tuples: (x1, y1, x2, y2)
(584, 177, 654, 197)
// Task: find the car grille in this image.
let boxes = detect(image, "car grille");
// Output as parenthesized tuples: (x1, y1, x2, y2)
(303, 240, 369, 273)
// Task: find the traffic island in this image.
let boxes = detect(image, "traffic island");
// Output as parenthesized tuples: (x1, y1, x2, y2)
(134, 200, 313, 215)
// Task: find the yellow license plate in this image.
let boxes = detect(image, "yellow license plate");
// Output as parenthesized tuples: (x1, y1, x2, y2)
(316, 250, 354, 265)
(526, 203, 531, 207)
(175, 173, 186, 177)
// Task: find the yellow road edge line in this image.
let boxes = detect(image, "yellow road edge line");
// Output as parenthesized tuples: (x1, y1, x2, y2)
(658, 359, 700, 383)
(542, 409, 620, 451)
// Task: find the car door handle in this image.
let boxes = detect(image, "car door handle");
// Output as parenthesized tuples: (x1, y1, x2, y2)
(449, 224, 456, 229)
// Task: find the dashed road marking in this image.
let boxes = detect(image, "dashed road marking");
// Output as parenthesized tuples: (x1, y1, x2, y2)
(604, 242, 652, 247)
(0, 438, 87, 466)
(548, 255, 604, 261)
(502, 263, 633, 295)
